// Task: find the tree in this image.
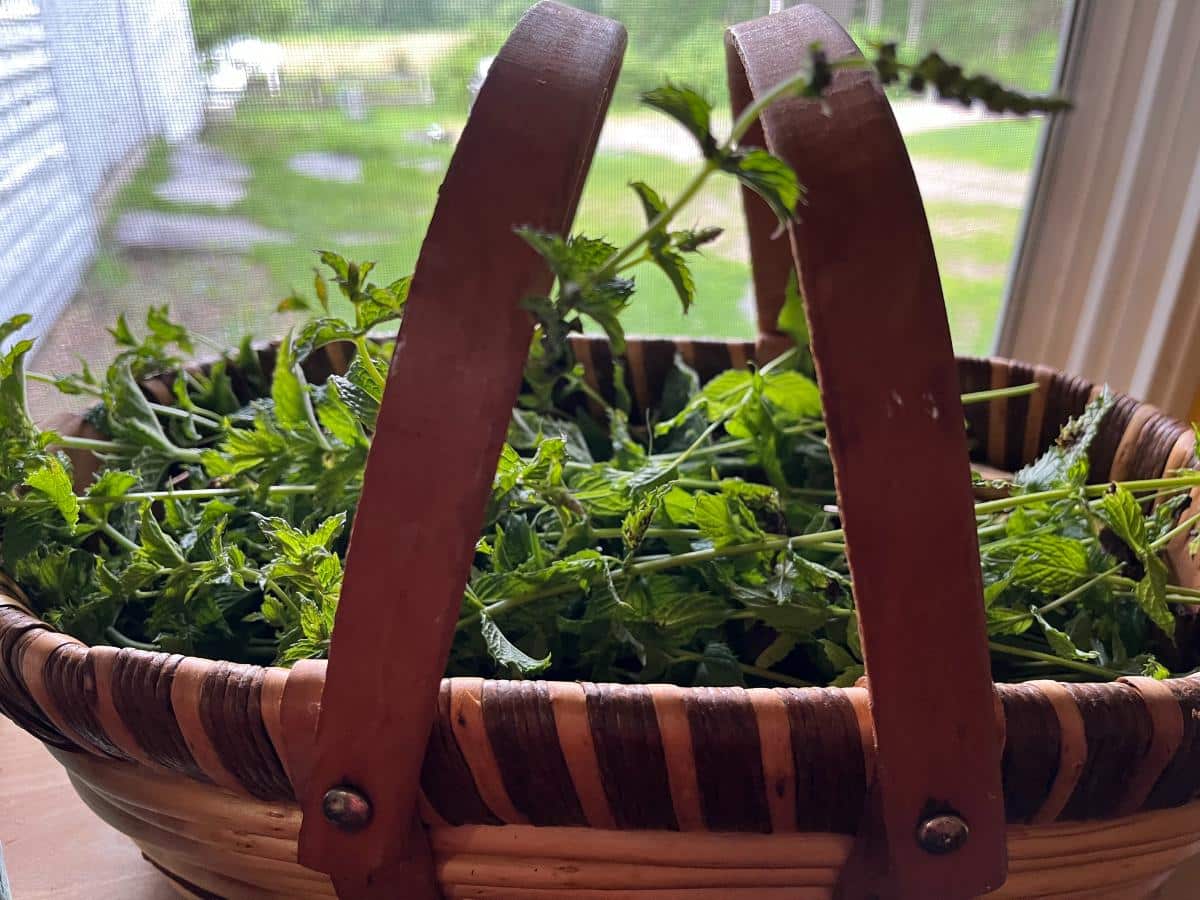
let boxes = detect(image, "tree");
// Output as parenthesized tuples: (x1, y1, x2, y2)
(188, 0, 298, 51)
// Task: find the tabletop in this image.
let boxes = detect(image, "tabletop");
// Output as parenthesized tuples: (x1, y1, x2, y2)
(0, 717, 174, 899)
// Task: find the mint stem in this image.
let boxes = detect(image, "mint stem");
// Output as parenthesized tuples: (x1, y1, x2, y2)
(671, 649, 814, 688)
(988, 641, 1117, 680)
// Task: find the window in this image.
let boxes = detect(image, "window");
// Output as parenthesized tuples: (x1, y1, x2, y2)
(4, 0, 1070, 417)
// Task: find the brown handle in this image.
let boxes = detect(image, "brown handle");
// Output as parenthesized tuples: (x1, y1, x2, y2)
(727, 6, 1006, 898)
(296, 1, 626, 888)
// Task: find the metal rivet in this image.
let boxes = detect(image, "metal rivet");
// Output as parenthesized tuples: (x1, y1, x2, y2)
(322, 786, 372, 832)
(916, 813, 969, 855)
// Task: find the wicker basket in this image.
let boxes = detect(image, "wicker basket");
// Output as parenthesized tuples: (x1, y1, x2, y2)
(4, 3, 1200, 898)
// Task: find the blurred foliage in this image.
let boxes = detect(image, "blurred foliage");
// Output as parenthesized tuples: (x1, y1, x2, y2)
(188, 0, 298, 51)
(188, 1, 1067, 103)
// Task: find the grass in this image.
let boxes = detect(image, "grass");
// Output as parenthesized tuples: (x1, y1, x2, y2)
(105, 101, 756, 340)
(926, 201, 1023, 355)
(93, 100, 1035, 356)
(904, 118, 1044, 172)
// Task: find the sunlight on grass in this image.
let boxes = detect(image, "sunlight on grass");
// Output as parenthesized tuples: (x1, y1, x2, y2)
(905, 118, 1044, 172)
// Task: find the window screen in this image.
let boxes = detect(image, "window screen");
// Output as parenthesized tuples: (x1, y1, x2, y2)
(2, 0, 1067, 417)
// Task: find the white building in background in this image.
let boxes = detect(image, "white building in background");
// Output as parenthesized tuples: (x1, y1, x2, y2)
(0, 0, 203, 344)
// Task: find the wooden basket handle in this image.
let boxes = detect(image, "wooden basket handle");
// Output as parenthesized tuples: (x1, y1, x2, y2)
(296, 2, 626, 887)
(726, 6, 1006, 898)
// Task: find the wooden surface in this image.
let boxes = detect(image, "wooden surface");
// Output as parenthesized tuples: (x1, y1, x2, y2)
(298, 0, 627, 889)
(727, 6, 1005, 897)
(0, 717, 174, 899)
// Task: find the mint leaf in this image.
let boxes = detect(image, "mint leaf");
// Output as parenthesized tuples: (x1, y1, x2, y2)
(271, 333, 309, 433)
(755, 633, 798, 670)
(316, 384, 367, 447)
(1033, 609, 1099, 661)
(24, 457, 78, 532)
(1015, 392, 1113, 491)
(480, 613, 551, 676)
(720, 149, 803, 225)
(640, 84, 717, 158)
(649, 246, 695, 312)
(357, 275, 410, 331)
(103, 361, 175, 455)
(1009, 535, 1092, 594)
(621, 484, 670, 555)
(291, 318, 356, 361)
(673, 227, 723, 253)
(137, 505, 186, 568)
(693, 641, 743, 686)
(1135, 555, 1173, 636)
(775, 271, 815, 376)
(694, 492, 764, 548)
(762, 370, 822, 421)
(1096, 486, 1147, 551)
(629, 181, 667, 222)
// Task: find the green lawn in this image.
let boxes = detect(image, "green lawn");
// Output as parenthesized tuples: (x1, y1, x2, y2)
(95, 106, 1032, 356)
(905, 118, 1043, 172)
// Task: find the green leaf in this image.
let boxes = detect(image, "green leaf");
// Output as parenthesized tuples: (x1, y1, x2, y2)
(820, 638, 858, 672)
(313, 267, 330, 310)
(1096, 486, 1147, 553)
(640, 83, 717, 158)
(138, 505, 186, 568)
(694, 492, 764, 548)
(202, 413, 288, 477)
(699, 369, 753, 421)
(271, 332, 313, 435)
(516, 230, 616, 285)
(356, 275, 411, 331)
(692, 641, 743, 686)
(776, 271, 808, 341)
(621, 484, 671, 555)
(1015, 393, 1113, 491)
(622, 575, 729, 643)
(328, 366, 381, 431)
(0, 313, 31, 345)
(1009, 535, 1092, 594)
(672, 227, 723, 253)
(472, 549, 608, 603)
(762, 370, 822, 421)
(108, 313, 137, 347)
(256, 511, 346, 560)
(649, 246, 695, 313)
(755, 633, 798, 670)
(480, 613, 551, 676)
(720, 149, 803, 225)
(986, 606, 1034, 637)
(1033, 609, 1099, 661)
(104, 360, 175, 454)
(1135, 555, 1174, 636)
(291, 317, 357, 361)
(316, 385, 367, 447)
(276, 292, 311, 313)
(629, 181, 667, 223)
(24, 457, 78, 531)
(145, 305, 194, 355)
(317, 249, 350, 283)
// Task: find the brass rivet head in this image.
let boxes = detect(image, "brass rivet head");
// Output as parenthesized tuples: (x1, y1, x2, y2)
(916, 813, 969, 855)
(322, 786, 372, 832)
